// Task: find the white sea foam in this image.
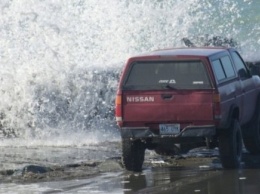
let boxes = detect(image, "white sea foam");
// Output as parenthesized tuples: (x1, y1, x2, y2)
(0, 0, 259, 146)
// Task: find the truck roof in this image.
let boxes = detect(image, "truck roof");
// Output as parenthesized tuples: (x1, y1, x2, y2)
(133, 47, 229, 58)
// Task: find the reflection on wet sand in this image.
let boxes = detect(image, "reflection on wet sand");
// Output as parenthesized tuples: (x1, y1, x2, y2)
(123, 160, 260, 194)
(1, 145, 260, 193)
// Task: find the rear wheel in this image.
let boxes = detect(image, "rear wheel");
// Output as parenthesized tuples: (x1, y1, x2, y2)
(243, 113, 260, 154)
(121, 139, 145, 172)
(219, 119, 242, 169)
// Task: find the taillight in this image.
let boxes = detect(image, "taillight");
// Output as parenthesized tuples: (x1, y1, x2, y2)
(115, 94, 123, 126)
(213, 93, 221, 120)
(213, 93, 221, 103)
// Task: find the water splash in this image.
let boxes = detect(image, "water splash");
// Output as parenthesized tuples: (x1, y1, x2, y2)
(0, 0, 259, 145)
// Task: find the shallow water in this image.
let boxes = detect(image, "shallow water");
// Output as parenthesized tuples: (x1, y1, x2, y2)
(2, 158, 260, 194)
(0, 143, 260, 194)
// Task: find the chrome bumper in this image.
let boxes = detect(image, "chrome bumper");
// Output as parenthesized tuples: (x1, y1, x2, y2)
(120, 125, 216, 139)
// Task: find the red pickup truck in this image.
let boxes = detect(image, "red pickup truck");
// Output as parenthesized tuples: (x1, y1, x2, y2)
(115, 47, 260, 171)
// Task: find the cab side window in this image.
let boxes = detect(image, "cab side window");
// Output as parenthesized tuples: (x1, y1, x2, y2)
(212, 55, 235, 82)
(221, 56, 235, 78)
(231, 51, 249, 79)
(212, 60, 225, 81)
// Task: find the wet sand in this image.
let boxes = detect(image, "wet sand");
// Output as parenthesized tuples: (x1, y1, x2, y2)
(1, 141, 260, 193)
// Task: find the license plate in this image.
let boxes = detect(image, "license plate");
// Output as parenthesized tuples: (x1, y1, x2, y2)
(159, 124, 180, 135)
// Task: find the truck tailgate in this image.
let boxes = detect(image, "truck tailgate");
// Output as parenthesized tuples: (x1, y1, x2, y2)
(122, 90, 214, 123)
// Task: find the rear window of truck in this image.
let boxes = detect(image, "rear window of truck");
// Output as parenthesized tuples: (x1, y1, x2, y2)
(123, 61, 212, 90)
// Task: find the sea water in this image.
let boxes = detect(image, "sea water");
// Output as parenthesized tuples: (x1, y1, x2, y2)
(0, 0, 259, 146)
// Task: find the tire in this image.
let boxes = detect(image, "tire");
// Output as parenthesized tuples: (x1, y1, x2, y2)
(218, 119, 242, 169)
(121, 139, 145, 172)
(243, 113, 260, 154)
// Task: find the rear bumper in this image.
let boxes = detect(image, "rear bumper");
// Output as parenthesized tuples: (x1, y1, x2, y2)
(120, 125, 216, 139)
